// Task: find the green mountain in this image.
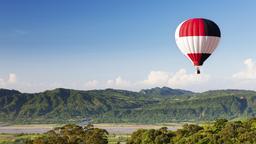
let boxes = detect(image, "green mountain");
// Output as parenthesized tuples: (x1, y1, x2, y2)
(0, 87, 256, 123)
(139, 86, 193, 97)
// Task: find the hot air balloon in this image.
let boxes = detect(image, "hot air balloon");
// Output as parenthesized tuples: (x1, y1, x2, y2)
(175, 18, 221, 74)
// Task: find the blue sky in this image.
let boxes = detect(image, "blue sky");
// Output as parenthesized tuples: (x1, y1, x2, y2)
(1, 0, 256, 92)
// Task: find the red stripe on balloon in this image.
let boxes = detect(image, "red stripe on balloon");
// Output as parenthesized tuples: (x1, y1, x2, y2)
(187, 53, 211, 66)
(179, 18, 206, 37)
(179, 18, 221, 37)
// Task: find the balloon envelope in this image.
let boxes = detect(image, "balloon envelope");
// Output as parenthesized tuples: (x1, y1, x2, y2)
(175, 18, 221, 73)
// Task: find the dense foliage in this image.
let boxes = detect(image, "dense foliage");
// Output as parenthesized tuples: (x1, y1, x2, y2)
(127, 118, 256, 144)
(31, 124, 108, 144)
(2, 124, 108, 144)
(1, 87, 256, 123)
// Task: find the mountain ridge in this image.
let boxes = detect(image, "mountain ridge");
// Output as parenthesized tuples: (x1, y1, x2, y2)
(0, 87, 256, 123)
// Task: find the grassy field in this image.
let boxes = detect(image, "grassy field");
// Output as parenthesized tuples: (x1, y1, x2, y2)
(0, 133, 41, 144)
(108, 134, 130, 144)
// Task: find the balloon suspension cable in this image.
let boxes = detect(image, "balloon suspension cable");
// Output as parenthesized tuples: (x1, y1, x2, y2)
(196, 67, 200, 74)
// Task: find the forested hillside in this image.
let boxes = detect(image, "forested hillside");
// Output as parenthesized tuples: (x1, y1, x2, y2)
(127, 118, 256, 144)
(1, 87, 256, 123)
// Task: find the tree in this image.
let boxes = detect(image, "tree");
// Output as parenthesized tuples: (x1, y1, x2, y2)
(31, 124, 108, 144)
(213, 118, 228, 132)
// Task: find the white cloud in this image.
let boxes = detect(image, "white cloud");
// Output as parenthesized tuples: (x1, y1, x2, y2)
(229, 58, 256, 90)
(232, 58, 256, 79)
(143, 71, 170, 85)
(142, 69, 210, 89)
(7, 73, 17, 84)
(0, 78, 5, 86)
(0, 73, 17, 87)
(85, 80, 98, 88)
(0, 70, 211, 92)
(9, 58, 256, 92)
(168, 69, 209, 87)
(81, 70, 210, 91)
(107, 76, 130, 88)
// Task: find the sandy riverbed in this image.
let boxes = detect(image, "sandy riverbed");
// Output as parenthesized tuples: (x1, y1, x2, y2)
(0, 123, 183, 134)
